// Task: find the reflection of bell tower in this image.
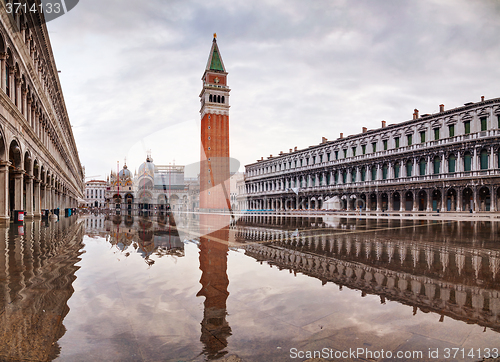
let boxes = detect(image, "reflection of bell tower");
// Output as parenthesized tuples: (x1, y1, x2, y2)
(200, 34, 231, 211)
(197, 214, 231, 358)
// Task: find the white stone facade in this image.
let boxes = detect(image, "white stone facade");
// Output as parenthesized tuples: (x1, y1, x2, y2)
(242, 98, 500, 213)
(85, 180, 106, 208)
(0, 6, 84, 222)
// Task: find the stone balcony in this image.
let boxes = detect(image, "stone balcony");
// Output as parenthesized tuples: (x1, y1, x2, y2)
(244, 168, 500, 198)
(245, 129, 500, 182)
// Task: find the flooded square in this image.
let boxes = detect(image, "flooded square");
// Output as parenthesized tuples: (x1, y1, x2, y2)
(1, 213, 499, 361)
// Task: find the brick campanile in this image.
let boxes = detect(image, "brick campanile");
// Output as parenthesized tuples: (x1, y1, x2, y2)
(200, 34, 231, 211)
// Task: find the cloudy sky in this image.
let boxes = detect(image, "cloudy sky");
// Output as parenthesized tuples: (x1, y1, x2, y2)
(46, 0, 500, 180)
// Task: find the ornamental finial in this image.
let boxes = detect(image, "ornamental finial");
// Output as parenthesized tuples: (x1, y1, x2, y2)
(213, 33, 217, 39)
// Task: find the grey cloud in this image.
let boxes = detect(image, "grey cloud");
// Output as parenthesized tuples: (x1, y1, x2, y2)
(47, 0, 500, 176)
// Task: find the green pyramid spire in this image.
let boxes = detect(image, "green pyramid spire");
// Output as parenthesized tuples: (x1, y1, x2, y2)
(210, 47, 224, 71)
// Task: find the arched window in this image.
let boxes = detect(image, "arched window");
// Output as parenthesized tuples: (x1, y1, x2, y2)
(209, 94, 212, 102)
(371, 166, 377, 181)
(480, 149, 489, 170)
(382, 164, 388, 179)
(351, 169, 356, 183)
(406, 160, 413, 177)
(448, 154, 456, 173)
(343, 171, 347, 184)
(464, 152, 472, 171)
(433, 156, 440, 174)
(394, 163, 400, 178)
(217, 95, 221, 103)
(222, 96, 225, 103)
(361, 167, 366, 181)
(419, 159, 426, 176)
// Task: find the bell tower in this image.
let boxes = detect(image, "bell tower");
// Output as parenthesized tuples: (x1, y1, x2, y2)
(200, 34, 231, 210)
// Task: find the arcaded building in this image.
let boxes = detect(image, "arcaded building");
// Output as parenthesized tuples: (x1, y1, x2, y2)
(242, 97, 500, 212)
(0, 4, 84, 222)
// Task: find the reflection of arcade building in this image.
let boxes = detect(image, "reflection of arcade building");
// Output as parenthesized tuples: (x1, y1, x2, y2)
(239, 216, 500, 331)
(106, 155, 192, 214)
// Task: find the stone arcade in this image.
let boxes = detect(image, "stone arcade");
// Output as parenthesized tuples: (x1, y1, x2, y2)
(0, 4, 84, 223)
(241, 98, 500, 213)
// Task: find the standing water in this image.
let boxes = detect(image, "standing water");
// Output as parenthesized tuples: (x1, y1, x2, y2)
(1, 214, 499, 361)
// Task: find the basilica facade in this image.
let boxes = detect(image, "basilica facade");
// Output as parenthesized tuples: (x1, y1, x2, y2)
(106, 156, 196, 214)
(0, 4, 84, 223)
(241, 97, 500, 213)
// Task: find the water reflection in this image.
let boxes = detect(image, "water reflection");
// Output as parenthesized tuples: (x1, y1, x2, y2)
(84, 212, 232, 359)
(85, 214, 185, 266)
(0, 217, 83, 361)
(239, 215, 500, 332)
(197, 214, 231, 359)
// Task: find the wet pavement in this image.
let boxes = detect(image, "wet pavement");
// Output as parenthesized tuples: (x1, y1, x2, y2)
(1, 214, 500, 361)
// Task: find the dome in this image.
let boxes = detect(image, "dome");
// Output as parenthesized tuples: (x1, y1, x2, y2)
(138, 158, 155, 178)
(118, 164, 133, 179)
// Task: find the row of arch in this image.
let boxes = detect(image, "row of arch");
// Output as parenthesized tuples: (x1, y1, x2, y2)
(248, 145, 499, 177)
(0, 12, 81, 183)
(246, 148, 499, 193)
(208, 94, 225, 104)
(247, 106, 500, 178)
(0, 127, 78, 221)
(245, 186, 500, 213)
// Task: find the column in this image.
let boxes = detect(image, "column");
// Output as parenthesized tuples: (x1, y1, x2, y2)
(473, 186, 479, 212)
(26, 97, 32, 126)
(412, 190, 418, 211)
(399, 193, 404, 212)
(441, 188, 447, 212)
(21, 87, 27, 116)
(491, 146, 495, 170)
(41, 184, 46, 210)
(15, 75, 21, 108)
(47, 186, 52, 211)
(8, 68, 15, 99)
(0, 52, 6, 92)
(473, 148, 477, 171)
(33, 180, 41, 217)
(457, 187, 462, 212)
(457, 152, 462, 172)
(25, 176, 34, 218)
(490, 186, 496, 212)
(0, 162, 10, 223)
(388, 192, 394, 211)
(13, 172, 24, 211)
(376, 192, 382, 211)
(427, 190, 432, 212)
